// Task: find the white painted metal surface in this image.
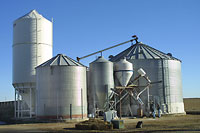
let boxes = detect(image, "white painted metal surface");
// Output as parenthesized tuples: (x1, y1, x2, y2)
(12, 10, 53, 118)
(114, 58, 133, 87)
(13, 9, 53, 84)
(137, 68, 146, 76)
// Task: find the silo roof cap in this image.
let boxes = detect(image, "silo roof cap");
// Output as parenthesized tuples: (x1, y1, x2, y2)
(90, 56, 111, 63)
(109, 42, 181, 62)
(37, 54, 86, 68)
(14, 10, 45, 22)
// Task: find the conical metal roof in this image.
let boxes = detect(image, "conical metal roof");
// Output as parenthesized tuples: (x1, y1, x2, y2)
(90, 56, 111, 63)
(14, 10, 44, 22)
(109, 42, 181, 62)
(37, 54, 85, 67)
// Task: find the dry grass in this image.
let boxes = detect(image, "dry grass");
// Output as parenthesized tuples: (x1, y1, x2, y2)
(124, 115, 200, 132)
(0, 98, 200, 132)
(184, 98, 200, 112)
(0, 115, 199, 132)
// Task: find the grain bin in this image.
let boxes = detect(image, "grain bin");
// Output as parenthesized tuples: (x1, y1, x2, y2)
(36, 54, 87, 119)
(12, 10, 53, 118)
(110, 42, 185, 115)
(88, 56, 114, 114)
(113, 58, 134, 116)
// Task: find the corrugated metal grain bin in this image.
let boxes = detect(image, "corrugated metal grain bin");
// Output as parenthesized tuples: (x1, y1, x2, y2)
(88, 56, 114, 114)
(110, 42, 185, 115)
(36, 54, 87, 119)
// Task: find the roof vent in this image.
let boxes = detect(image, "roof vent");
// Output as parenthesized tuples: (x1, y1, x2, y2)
(167, 53, 172, 57)
(108, 55, 114, 59)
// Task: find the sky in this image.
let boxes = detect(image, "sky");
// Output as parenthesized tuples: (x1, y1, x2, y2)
(0, 0, 199, 101)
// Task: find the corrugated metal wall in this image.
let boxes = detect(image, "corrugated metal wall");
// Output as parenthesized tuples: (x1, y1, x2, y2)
(88, 57, 114, 114)
(36, 66, 87, 119)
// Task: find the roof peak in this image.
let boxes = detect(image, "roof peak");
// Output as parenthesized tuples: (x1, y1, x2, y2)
(109, 43, 181, 62)
(37, 54, 86, 67)
(14, 10, 45, 22)
(91, 56, 111, 63)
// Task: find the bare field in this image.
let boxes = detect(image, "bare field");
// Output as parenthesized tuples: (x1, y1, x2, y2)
(184, 98, 200, 112)
(0, 98, 199, 132)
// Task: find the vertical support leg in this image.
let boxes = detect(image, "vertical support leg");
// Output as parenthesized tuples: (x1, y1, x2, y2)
(119, 91, 121, 119)
(56, 91, 58, 119)
(35, 88, 37, 117)
(20, 94, 22, 118)
(147, 87, 150, 116)
(70, 104, 72, 120)
(30, 88, 32, 118)
(114, 94, 116, 110)
(14, 89, 16, 118)
(81, 88, 83, 119)
(17, 89, 20, 118)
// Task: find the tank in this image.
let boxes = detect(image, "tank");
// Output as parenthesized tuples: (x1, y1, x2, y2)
(36, 54, 87, 119)
(113, 58, 133, 116)
(88, 56, 114, 114)
(12, 10, 53, 118)
(110, 42, 185, 115)
(114, 58, 133, 87)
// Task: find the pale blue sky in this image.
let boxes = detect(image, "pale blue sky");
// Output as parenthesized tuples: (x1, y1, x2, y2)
(0, 0, 199, 101)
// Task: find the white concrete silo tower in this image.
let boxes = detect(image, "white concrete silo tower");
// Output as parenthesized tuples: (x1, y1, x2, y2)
(12, 10, 53, 118)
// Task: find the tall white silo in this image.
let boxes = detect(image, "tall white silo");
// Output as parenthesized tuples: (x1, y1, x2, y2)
(12, 10, 53, 118)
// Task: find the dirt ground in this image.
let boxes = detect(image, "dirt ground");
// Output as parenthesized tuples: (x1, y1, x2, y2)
(0, 98, 199, 132)
(184, 98, 200, 113)
(0, 114, 200, 132)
